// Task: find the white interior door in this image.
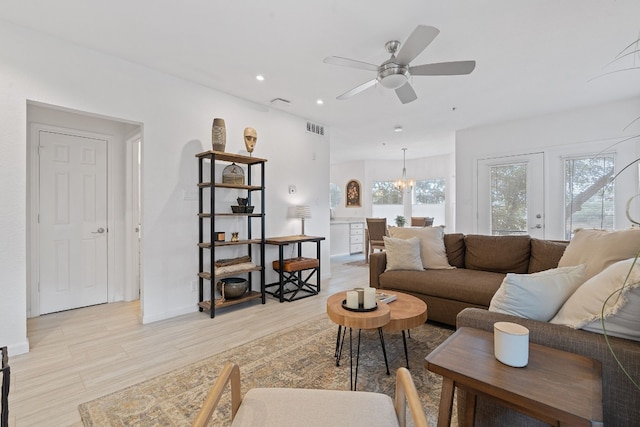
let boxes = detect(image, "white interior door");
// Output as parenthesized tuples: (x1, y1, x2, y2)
(38, 130, 108, 314)
(477, 153, 544, 238)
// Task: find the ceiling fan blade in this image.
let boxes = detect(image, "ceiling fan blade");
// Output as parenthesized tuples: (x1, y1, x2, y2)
(395, 82, 418, 104)
(323, 56, 378, 71)
(337, 79, 377, 100)
(410, 60, 476, 76)
(395, 25, 440, 65)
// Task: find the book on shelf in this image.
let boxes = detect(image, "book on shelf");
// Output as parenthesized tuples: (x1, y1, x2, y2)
(375, 291, 397, 303)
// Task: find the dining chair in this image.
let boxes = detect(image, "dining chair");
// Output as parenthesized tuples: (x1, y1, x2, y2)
(191, 362, 429, 427)
(365, 218, 388, 262)
(410, 217, 435, 227)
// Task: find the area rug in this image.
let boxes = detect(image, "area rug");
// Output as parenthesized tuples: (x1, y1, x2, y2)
(78, 315, 455, 426)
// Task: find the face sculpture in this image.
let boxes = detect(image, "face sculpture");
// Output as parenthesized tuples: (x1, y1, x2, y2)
(244, 127, 257, 154)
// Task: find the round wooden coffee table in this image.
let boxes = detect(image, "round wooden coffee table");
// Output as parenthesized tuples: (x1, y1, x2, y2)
(326, 291, 391, 390)
(381, 291, 428, 369)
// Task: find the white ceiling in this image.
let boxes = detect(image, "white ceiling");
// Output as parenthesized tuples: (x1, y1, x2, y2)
(2, 0, 640, 163)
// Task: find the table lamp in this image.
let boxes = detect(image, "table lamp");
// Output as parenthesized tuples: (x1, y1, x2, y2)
(296, 205, 312, 235)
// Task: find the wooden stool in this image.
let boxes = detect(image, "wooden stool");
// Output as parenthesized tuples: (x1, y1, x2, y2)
(266, 257, 320, 301)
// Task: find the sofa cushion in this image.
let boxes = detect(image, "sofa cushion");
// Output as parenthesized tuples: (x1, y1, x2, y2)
(443, 233, 465, 268)
(528, 239, 568, 273)
(379, 268, 505, 307)
(388, 226, 453, 269)
(558, 228, 640, 280)
(464, 234, 531, 273)
(489, 264, 586, 321)
(551, 257, 640, 341)
(382, 236, 424, 271)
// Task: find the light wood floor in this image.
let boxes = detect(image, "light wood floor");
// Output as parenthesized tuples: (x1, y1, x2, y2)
(7, 255, 368, 427)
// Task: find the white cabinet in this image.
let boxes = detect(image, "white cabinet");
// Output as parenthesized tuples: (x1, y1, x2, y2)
(349, 222, 364, 254)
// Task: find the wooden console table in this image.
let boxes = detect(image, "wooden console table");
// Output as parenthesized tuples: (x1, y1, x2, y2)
(265, 235, 325, 302)
(425, 327, 603, 427)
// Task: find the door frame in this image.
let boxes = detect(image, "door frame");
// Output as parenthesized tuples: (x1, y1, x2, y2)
(124, 134, 142, 302)
(28, 123, 115, 317)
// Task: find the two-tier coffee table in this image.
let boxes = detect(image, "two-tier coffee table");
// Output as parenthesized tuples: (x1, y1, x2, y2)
(382, 291, 427, 369)
(425, 327, 603, 427)
(326, 290, 427, 390)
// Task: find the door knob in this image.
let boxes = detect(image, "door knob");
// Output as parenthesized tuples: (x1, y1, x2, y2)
(530, 224, 542, 229)
(92, 227, 105, 234)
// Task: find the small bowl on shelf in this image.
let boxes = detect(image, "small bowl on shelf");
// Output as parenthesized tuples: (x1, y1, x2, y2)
(231, 205, 244, 213)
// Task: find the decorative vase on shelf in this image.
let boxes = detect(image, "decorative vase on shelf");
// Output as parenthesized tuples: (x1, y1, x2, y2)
(212, 118, 226, 152)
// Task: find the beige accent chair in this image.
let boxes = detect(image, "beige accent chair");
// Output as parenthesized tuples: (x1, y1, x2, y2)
(192, 362, 429, 427)
(411, 217, 434, 227)
(365, 217, 388, 262)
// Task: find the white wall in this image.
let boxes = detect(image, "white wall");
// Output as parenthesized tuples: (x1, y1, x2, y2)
(456, 97, 640, 239)
(0, 21, 330, 355)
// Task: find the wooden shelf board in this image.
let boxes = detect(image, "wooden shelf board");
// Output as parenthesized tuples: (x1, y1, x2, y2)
(198, 291, 262, 311)
(199, 266, 263, 280)
(196, 150, 267, 165)
(198, 240, 262, 248)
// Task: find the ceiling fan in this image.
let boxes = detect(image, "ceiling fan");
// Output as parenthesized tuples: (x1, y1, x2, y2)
(324, 25, 476, 104)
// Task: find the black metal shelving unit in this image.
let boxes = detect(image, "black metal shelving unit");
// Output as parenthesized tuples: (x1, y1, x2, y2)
(196, 150, 266, 318)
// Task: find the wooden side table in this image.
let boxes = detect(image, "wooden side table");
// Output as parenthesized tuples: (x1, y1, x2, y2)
(425, 327, 603, 427)
(327, 291, 390, 390)
(265, 235, 325, 302)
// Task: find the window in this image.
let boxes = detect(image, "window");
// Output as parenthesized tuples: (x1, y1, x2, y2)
(414, 179, 445, 204)
(490, 163, 528, 235)
(564, 155, 614, 239)
(371, 181, 403, 221)
(372, 181, 403, 205)
(412, 179, 445, 225)
(329, 183, 341, 210)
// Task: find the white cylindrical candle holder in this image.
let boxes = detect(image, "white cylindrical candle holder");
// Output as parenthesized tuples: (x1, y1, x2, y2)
(363, 287, 376, 309)
(354, 288, 365, 305)
(346, 291, 359, 309)
(494, 322, 529, 367)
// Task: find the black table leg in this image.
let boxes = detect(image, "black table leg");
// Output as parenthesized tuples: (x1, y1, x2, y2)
(402, 330, 410, 369)
(336, 325, 346, 366)
(378, 327, 390, 375)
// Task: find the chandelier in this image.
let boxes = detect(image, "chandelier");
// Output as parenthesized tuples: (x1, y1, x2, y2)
(395, 148, 415, 191)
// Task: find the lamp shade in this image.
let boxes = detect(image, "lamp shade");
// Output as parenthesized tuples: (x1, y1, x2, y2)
(295, 205, 312, 219)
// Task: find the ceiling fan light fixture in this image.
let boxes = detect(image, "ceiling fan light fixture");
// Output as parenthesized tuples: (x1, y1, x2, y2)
(378, 62, 410, 89)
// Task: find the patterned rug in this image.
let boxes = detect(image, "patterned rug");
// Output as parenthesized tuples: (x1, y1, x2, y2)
(78, 315, 455, 426)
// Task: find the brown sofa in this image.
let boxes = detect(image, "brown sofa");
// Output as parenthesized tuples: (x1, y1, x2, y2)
(369, 233, 569, 326)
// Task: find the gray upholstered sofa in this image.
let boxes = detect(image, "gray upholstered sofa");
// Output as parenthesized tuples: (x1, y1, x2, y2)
(369, 234, 569, 326)
(456, 307, 640, 426)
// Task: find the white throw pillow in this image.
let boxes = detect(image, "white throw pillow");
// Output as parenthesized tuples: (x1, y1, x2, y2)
(388, 226, 453, 269)
(558, 228, 640, 280)
(489, 264, 587, 321)
(551, 258, 640, 341)
(383, 236, 424, 272)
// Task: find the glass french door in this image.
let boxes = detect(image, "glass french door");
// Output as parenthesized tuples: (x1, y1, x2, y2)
(477, 153, 544, 238)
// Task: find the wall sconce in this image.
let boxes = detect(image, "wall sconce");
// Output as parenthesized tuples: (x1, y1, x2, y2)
(296, 205, 312, 235)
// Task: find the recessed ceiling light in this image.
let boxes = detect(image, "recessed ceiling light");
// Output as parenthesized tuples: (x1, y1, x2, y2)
(316, 99, 324, 105)
(256, 75, 265, 81)
(394, 126, 403, 133)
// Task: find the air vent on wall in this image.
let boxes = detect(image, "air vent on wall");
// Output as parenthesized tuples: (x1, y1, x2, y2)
(306, 121, 325, 136)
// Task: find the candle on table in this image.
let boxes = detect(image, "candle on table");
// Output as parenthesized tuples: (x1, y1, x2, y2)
(363, 287, 376, 309)
(346, 291, 359, 309)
